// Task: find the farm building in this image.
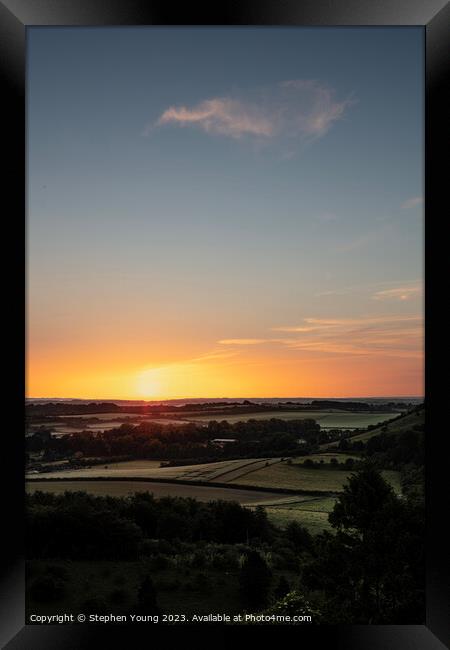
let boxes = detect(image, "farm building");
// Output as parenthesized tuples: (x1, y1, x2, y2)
(210, 438, 237, 448)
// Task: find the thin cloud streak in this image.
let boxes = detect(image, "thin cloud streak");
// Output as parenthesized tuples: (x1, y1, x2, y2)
(219, 315, 423, 360)
(218, 338, 269, 345)
(316, 279, 422, 298)
(372, 284, 422, 302)
(286, 316, 421, 327)
(157, 98, 274, 138)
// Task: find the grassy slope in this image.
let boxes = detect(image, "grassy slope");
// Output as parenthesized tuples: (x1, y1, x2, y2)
(322, 407, 424, 448)
(186, 410, 398, 429)
(27, 458, 271, 481)
(228, 462, 353, 493)
(257, 496, 336, 534)
(25, 480, 296, 505)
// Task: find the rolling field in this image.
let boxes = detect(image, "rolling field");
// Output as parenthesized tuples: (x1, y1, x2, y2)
(59, 412, 139, 419)
(228, 460, 402, 495)
(26, 451, 402, 536)
(30, 408, 402, 435)
(185, 410, 399, 429)
(27, 455, 401, 495)
(25, 479, 300, 505)
(26, 458, 282, 482)
(260, 497, 336, 534)
(46, 418, 192, 435)
(322, 407, 424, 448)
(228, 461, 352, 492)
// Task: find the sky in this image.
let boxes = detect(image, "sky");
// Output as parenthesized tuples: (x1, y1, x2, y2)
(27, 27, 424, 400)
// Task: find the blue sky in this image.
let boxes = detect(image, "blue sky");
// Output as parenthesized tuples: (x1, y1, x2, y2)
(27, 28, 424, 398)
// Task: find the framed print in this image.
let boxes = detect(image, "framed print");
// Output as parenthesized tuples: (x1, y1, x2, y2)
(1, 1, 448, 647)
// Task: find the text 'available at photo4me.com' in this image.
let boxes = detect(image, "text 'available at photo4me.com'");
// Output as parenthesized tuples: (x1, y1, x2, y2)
(28, 612, 313, 625)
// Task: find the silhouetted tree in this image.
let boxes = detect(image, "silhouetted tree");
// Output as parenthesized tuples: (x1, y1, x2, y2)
(239, 551, 272, 609)
(304, 467, 425, 623)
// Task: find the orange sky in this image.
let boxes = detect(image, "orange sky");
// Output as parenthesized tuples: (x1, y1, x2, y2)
(27, 313, 424, 399)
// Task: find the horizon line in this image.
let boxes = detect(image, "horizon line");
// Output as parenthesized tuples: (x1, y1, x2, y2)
(26, 394, 424, 402)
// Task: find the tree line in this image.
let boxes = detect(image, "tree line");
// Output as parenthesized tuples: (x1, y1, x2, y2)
(27, 418, 321, 462)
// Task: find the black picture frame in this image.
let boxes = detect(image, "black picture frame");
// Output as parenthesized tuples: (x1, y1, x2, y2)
(1, 1, 448, 647)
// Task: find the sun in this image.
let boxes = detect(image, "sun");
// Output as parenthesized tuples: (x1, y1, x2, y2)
(136, 369, 162, 400)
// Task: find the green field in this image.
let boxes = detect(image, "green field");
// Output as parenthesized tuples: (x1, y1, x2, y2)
(260, 497, 336, 534)
(28, 452, 402, 497)
(31, 408, 402, 435)
(252, 471, 400, 533)
(228, 462, 353, 492)
(25, 479, 297, 505)
(185, 410, 399, 429)
(26, 457, 282, 483)
(229, 461, 401, 495)
(322, 407, 424, 448)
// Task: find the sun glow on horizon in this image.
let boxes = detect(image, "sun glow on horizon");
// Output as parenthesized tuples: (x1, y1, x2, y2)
(135, 369, 163, 400)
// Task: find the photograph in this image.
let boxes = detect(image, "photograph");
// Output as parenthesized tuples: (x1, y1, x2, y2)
(23, 24, 428, 629)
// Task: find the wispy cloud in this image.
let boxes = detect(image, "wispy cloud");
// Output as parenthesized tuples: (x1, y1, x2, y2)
(190, 349, 239, 362)
(274, 316, 423, 359)
(149, 80, 354, 143)
(218, 338, 269, 345)
(270, 326, 318, 333)
(401, 196, 423, 210)
(156, 98, 274, 138)
(219, 315, 423, 360)
(372, 283, 422, 302)
(315, 279, 422, 299)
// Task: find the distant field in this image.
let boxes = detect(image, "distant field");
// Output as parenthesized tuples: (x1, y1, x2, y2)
(25, 479, 293, 505)
(61, 413, 139, 419)
(30, 409, 401, 435)
(185, 410, 398, 429)
(44, 417, 192, 435)
(323, 408, 424, 448)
